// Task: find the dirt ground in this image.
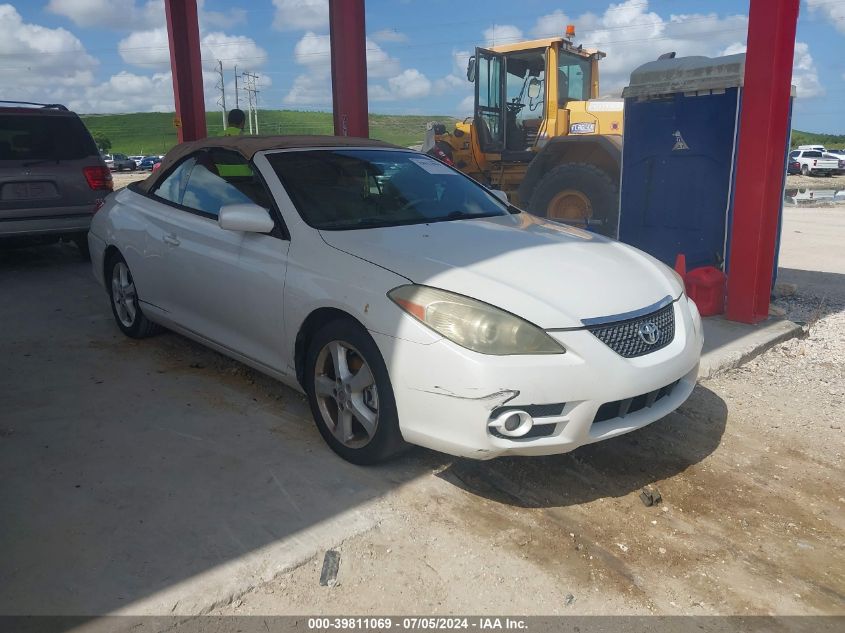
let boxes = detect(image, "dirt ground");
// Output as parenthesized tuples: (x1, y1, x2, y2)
(209, 209, 844, 617)
(111, 170, 150, 190)
(785, 173, 845, 190)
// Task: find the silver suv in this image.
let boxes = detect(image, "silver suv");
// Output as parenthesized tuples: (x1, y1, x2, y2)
(0, 101, 113, 258)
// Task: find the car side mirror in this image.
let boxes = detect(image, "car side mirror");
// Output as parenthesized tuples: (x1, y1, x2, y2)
(466, 56, 476, 82)
(219, 203, 274, 234)
(527, 78, 541, 99)
(491, 189, 508, 203)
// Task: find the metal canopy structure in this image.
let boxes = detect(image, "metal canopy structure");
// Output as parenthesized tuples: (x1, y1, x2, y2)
(163, 0, 798, 324)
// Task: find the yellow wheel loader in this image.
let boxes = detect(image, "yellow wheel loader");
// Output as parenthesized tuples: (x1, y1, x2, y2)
(425, 26, 624, 236)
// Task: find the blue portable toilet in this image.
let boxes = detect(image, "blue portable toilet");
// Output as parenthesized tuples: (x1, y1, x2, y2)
(618, 54, 747, 269)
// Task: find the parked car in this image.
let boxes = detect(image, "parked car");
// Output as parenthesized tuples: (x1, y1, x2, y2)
(0, 100, 112, 257)
(101, 153, 114, 169)
(111, 153, 136, 171)
(138, 155, 161, 170)
(789, 150, 839, 176)
(89, 137, 703, 464)
(786, 157, 801, 175)
(129, 155, 144, 164)
(822, 153, 845, 175)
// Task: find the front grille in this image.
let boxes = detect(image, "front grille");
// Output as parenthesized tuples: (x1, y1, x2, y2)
(587, 302, 675, 358)
(593, 380, 679, 424)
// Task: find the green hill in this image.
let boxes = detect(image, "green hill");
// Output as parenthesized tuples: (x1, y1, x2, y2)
(81, 111, 458, 155)
(790, 130, 845, 149)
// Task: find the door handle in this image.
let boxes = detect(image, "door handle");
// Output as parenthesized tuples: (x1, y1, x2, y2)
(163, 234, 180, 246)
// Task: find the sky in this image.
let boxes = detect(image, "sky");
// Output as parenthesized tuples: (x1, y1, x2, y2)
(1, 0, 843, 133)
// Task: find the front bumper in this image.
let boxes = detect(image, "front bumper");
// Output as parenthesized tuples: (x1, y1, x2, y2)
(373, 296, 703, 459)
(88, 231, 108, 289)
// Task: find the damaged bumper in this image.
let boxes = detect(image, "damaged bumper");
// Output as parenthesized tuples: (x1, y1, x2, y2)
(370, 298, 702, 459)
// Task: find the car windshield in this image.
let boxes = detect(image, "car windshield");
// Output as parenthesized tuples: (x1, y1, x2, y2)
(267, 149, 513, 230)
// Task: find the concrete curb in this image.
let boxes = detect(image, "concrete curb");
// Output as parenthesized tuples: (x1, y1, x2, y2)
(698, 317, 807, 380)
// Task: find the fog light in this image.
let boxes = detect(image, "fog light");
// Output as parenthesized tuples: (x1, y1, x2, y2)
(504, 413, 521, 431)
(490, 409, 534, 438)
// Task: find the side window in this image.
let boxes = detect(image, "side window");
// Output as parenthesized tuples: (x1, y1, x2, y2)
(152, 156, 197, 205)
(181, 149, 273, 218)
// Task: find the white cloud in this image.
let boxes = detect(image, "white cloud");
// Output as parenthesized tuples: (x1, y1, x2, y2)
(284, 31, 401, 104)
(791, 42, 824, 98)
(371, 28, 408, 43)
(47, 0, 163, 29)
(283, 74, 331, 106)
(273, 0, 328, 31)
(538, 1, 751, 95)
(457, 95, 474, 116)
(715, 41, 823, 99)
(0, 4, 98, 103)
(483, 24, 523, 46)
(201, 31, 268, 69)
(71, 71, 174, 113)
(532, 9, 572, 38)
(47, 0, 246, 31)
(434, 49, 471, 95)
(118, 27, 267, 71)
(806, 0, 845, 35)
(381, 69, 432, 100)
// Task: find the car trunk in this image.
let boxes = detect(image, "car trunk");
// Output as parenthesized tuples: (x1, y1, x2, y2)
(0, 112, 104, 220)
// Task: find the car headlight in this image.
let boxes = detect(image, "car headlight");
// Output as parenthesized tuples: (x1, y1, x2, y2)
(388, 285, 565, 355)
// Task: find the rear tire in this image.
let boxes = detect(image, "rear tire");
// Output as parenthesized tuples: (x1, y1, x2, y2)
(304, 318, 407, 465)
(801, 164, 809, 176)
(527, 163, 619, 238)
(106, 252, 162, 339)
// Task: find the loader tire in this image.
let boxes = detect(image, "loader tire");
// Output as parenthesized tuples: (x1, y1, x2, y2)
(527, 163, 619, 238)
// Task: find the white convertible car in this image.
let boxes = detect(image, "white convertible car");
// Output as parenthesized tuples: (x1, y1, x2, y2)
(89, 136, 703, 464)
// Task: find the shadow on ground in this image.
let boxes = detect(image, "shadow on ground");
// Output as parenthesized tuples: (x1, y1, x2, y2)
(1, 243, 725, 617)
(437, 384, 727, 509)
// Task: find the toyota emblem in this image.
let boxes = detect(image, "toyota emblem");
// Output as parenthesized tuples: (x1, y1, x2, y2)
(638, 321, 660, 345)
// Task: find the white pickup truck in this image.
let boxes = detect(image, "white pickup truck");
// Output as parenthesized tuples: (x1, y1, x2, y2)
(789, 149, 839, 176)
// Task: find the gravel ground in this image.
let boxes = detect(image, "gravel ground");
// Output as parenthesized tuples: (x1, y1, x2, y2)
(111, 170, 150, 190)
(210, 207, 845, 617)
(785, 173, 845, 190)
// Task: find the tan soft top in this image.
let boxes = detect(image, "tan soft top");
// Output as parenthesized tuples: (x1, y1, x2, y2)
(138, 134, 400, 193)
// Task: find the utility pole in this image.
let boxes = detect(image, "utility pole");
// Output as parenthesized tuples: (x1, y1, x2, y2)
(233, 64, 239, 108)
(241, 71, 260, 134)
(215, 60, 226, 132)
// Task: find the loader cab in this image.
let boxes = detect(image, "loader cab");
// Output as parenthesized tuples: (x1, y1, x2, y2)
(469, 39, 598, 156)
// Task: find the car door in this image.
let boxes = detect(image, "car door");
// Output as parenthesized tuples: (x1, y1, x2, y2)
(147, 149, 290, 372)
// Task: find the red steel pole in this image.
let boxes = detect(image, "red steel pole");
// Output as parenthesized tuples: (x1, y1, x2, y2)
(164, 0, 207, 143)
(726, 0, 799, 323)
(329, 0, 369, 138)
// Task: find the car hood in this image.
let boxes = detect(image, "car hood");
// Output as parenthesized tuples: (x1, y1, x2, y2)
(320, 213, 682, 329)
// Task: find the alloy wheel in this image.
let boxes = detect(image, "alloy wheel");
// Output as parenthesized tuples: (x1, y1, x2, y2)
(313, 340, 379, 449)
(111, 262, 138, 328)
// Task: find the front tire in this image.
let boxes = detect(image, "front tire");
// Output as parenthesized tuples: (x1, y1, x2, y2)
(107, 253, 161, 339)
(304, 318, 406, 465)
(527, 163, 619, 238)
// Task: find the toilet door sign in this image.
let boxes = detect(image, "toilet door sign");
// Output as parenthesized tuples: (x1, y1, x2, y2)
(672, 130, 690, 151)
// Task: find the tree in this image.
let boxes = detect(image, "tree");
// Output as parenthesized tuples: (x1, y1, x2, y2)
(92, 133, 112, 152)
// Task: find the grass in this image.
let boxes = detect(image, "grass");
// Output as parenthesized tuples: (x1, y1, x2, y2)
(81, 110, 459, 155)
(81, 110, 843, 155)
(790, 130, 845, 149)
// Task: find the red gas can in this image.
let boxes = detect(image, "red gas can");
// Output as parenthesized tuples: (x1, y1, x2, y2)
(685, 266, 726, 316)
